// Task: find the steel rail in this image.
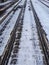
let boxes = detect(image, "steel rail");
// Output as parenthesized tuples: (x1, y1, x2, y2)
(0, 0, 27, 65)
(30, 0, 49, 65)
(0, 0, 22, 24)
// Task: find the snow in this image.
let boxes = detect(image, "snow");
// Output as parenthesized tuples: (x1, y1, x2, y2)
(0, 0, 25, 30)
(0, 11, 13, 30)
(18, 0, 26, 5)
(31, 0, 49, 40)
(14, 1, 43, 65)
(8, 0, 44, 65)
(39, 0, 49, 7)
(0, 9, 21, 56)
(0, 0, 27, 56)
(0, 0, 23, 22)
(44, 0, 49, 3)
(0, 1, 11, 6)
(0, 1, 17, 21)
(0, 10, 12, 22)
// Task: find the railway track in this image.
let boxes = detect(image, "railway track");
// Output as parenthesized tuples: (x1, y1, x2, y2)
(0, 0, 49, 65)
(0, 0, 26, 57)
(0, 1, 22, 34)
(0, 0, 22, 24)
(7, 0, 44, 65)
(0, 0, 24, 36)
(0, 0, 27, 65)
(0, 0, 25, 57)
(0, 0, 19, 12)
(0, 1, 12, 12)
(30, 0, 49, 65)
(38, 0, 49, 8)
(7, 1, 44, 65)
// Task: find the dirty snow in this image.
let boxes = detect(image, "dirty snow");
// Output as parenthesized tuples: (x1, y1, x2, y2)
(8, 0, 44, 65)
(0, 9, 21, 56)
(0, 12, 13, 30)
(0, 0, 22, 21)
(16, 1, 43, 65)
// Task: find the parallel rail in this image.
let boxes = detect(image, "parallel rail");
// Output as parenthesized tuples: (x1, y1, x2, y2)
(0, 0, 49, 65)
(0, 0, 27, 65)
(0, 1, 12, 12)
(0, 0, 22, 24)
(30, 0, 49, 65)
(0, 0, 18, 12)
(38, 0, 49, 8)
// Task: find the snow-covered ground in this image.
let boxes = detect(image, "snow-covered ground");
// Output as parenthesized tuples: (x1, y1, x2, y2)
(8, 0, 44, 65)
(0, 0, 49, 64)
(31, 0, 49, 40)
(0, 0, 26, 57)
(0, 9, 21, 56)
(0, 0, 22, 21)
(40, 0, 49, 3)
(39, 0, 49, 7)
(0, 1, 11, 6)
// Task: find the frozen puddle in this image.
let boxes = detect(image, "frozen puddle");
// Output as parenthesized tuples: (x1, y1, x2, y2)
(16, 1, 44, 65)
